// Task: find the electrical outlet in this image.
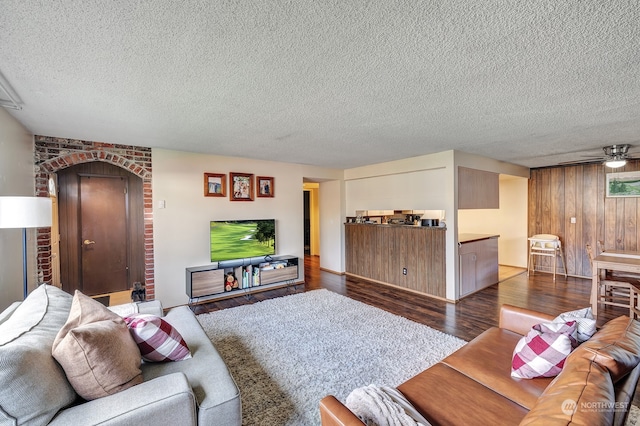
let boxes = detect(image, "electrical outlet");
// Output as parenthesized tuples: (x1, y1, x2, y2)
(570, 217, 576, 224)
(402, 267, 407, 275)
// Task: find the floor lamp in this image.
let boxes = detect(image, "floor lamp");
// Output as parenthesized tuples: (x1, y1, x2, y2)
(0, 196, 52, 299)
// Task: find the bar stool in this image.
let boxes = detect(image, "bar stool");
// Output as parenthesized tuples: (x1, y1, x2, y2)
(527, 234, 567, 281)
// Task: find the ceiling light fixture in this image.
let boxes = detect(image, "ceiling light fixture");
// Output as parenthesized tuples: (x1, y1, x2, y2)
(603, 144, 630, 168)
(604, 158, 627, 168)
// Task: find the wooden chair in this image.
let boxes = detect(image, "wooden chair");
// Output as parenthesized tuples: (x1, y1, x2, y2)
(586, 243, 640, 319)
(597, 240, 640, 280)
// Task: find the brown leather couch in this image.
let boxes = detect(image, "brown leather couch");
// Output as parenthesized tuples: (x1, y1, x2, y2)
(319, 304, 640, 426)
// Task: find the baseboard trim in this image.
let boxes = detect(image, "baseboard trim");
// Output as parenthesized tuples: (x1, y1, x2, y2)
(319, 267, 344, 275)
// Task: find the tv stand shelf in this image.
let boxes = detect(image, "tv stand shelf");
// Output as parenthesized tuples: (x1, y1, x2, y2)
(186, 255, 300, 303)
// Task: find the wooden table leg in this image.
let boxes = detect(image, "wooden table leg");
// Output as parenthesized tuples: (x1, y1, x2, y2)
(591, 265, 599, 317)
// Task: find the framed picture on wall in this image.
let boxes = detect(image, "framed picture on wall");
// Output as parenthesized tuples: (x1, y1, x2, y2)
(204, 173, 226, 197)
(257, 176, 274, 198)
(230, 172, 254, 201)
(606, 171, 640, 197)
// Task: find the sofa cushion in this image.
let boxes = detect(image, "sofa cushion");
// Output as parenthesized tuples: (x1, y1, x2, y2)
(0, 285, 76, 426)
(569, 315, 640, 383)
(511, 321, 577, 379)
(142, 306, 242, 425)
(0, 302, 21, 326)
(398, 363, 529, 425)
(519, 356, 615, 425)
(124, 314, 192, 362)
(52, 291, 143, 400)
(499, 304, 556, 335)
(442, 327, 553, 409)
(553, 307, 596, 343)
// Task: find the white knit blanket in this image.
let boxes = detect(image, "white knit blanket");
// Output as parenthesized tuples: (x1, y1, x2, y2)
(107, 303, 139, 317)
(345, 384, 432, 426)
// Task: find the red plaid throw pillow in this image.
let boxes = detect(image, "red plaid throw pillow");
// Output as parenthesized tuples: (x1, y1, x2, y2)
(124, 314, 192, 362)
(511, 321, 577, 379)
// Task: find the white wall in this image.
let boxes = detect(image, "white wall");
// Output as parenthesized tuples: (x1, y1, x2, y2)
(0, 109, 36, 309)
(345, 150, 456, 220)
(457, 175, 529, 267)
(152, 148, 342, 307)
(319, 179, 344, 273)
(453, 150, 530, 178)
(345, 168, 449, 212)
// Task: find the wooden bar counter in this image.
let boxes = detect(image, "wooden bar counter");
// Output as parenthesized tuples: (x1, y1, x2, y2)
(344, 223, 446, 299)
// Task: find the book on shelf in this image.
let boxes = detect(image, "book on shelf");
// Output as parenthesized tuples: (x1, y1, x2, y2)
(242, 265, 253, 288)
(260, 260, 288, 271)
(259, 262, 274, 270)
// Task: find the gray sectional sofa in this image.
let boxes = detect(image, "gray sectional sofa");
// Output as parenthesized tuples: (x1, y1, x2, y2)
(0, 284, 241, 426)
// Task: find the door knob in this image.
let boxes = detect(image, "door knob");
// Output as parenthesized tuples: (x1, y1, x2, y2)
(83, 239, 96, 245)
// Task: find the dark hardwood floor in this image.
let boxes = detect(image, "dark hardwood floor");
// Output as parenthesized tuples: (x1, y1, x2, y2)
(192, 254, 640, 407)
(192, 255, 627, 342)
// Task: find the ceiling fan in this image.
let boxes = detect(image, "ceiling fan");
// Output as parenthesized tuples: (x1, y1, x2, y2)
(559, 144, 638, 168)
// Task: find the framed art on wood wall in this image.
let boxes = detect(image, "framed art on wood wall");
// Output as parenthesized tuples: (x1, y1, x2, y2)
(230, 172, 254, 201)
(257, 176, 274, 198)
(204, 173, 226, 197)
(606, 171, 640, 197)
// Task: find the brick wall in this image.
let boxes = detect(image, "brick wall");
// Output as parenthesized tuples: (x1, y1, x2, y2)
(34, 136, 155, 300)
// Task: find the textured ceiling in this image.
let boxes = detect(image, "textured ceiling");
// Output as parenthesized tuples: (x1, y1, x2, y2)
(1, 1, 639, 169)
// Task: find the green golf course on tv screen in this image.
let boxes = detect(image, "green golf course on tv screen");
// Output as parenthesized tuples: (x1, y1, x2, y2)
(210, 219, 276, 262)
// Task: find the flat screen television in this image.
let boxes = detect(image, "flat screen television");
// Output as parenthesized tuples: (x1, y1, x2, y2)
(210, 219, 276, 262)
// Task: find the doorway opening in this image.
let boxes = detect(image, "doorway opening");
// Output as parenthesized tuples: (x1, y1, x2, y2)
(56, 162, 145, 296)
(303, 182, 320, 257)
(304, 191, 311, 255)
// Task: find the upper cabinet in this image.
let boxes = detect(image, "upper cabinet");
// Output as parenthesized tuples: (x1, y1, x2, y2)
(458, 167, 499, 209)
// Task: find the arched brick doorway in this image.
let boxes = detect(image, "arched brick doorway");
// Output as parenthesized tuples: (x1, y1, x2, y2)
(34, 137, 155, 300)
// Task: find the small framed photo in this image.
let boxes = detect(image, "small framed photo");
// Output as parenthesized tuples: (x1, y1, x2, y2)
(257, 176, 275, 198)
(230, 172, 254, 201)
(204, 173, 226, 197)
(606, 171, 640, 198)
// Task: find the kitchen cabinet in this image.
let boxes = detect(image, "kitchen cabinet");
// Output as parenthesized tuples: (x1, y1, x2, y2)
(458, 167, 499, 209)
(458, 234, 499, 297)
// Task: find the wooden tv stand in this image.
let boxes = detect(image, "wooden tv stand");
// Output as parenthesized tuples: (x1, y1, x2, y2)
(185, 255, 300, 304)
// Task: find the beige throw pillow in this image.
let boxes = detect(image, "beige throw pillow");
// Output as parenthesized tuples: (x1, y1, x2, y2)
(52, 291, 143, 400)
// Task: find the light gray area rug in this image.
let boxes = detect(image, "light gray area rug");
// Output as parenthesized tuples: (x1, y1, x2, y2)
(197, 289, 466, 426)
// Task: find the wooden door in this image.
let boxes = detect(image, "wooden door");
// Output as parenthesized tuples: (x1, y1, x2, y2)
(79, 175, 128, 295)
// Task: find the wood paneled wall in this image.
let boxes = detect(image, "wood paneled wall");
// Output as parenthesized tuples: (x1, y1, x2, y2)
(528, 159, 640, 277)
(345, 224, 446, 298)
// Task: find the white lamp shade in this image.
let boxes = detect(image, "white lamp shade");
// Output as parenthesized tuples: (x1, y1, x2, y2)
(0, 196, 52, 228)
